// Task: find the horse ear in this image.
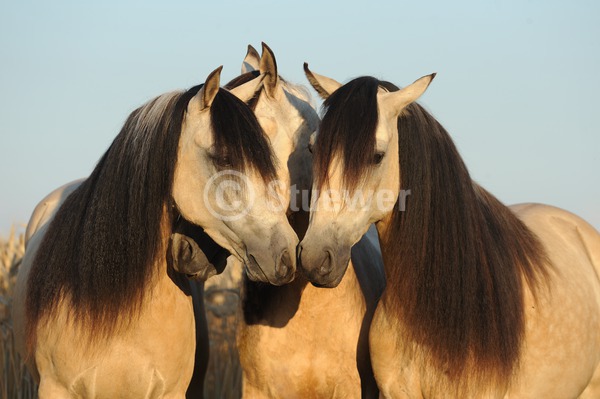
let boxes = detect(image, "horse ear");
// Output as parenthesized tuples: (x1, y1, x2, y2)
(381, 73, 436, 116)
(303, 63, 342, 100)
(260, 42, 279, 98)
(199, 66, 222, 110)
(242, 44, 260, 74)
(229, 73, 265, 103)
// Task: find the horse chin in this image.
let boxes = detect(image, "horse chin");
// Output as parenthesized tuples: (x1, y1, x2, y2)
(244, 259, 293, 286)
(244, 262, 270, 284)
(307, 259, 348, 288)
(298, 244, 350, 288)
(309, 272, 345, 288)
(243, 248, 296, 286)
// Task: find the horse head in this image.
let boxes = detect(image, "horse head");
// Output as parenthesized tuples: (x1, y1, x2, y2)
(299, 65, 434, 287)
(172, 67, 298, 285)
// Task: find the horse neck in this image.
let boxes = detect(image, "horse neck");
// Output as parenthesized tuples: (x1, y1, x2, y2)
(242, 261, 364, 328)
(374, 213, 396, 305)
(147, 207, 174, 284)
(303, 263, 362, 305)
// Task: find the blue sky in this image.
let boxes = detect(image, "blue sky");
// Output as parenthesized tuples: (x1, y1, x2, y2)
(1, 0, 598, 233)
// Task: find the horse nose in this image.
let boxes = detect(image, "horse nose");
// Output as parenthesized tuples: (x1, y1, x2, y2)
(302, 248, 333, 284)
(275, 249, 294, 281)
(317, 250, 333, 278)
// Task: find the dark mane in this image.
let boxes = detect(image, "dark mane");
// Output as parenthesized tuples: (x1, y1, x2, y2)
(224, 70, 298, 114)
(317, 77, 550, 394)
(25, 82, 276, 354)
(209, 86, 276, 181)
(314, 77, 379, 191)
(25, 88, 199, 353)
(224, 71, 261, 110)
(224, 70, 260, 88)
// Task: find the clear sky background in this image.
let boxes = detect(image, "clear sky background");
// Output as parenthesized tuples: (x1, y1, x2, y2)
(1, 0, 598, 234)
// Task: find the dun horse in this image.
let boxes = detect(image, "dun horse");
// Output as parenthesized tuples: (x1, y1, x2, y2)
(300, 66, 600, 398)
(12, 67, 297, 398)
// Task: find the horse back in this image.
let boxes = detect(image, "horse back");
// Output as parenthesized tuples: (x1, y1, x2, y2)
(511, 202, 600, 288)
(25, 179, 84, 245)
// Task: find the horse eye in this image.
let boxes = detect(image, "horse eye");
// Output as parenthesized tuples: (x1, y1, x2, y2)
(373, 152, 385, 165)
(209, 152, 232, 168)
(219, 156, 232, 167)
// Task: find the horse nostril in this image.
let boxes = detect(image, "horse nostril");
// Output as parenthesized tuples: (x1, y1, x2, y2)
(319, 250, 332, 276)
(276, 249, 291, 278)
(278, 264, 289, 278)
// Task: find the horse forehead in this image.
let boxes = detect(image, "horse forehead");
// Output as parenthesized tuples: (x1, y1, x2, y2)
(285, 87, 319, 122)
(277, 83, 317, 119)
(257, 114, 278, 138)
(255, 90, 315, 135)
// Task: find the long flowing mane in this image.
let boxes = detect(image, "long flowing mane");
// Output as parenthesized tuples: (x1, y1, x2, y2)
(26, 84, 276, 354)
(315, 77, 550, 394)
(314, 77, 379, 192)
(209, 86, 277, 179)
(224, 71, 261, 108)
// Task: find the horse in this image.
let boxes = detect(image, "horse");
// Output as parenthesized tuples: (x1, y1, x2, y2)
(299, 66, 600, 398)
(11, 66, 298, 399)
(180, 43, 386, 398)
(21, 181, 229, 398)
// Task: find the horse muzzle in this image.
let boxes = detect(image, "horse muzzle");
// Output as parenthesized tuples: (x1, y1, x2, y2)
(297, 242, 350, 288)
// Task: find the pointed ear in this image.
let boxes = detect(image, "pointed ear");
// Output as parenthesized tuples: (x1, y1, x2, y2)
(242, 44, 260, 74)
(260, 42, 279, 98)
(196, 66, 222, 110)
(381, 73, 436, 116)
(229, 73, 265, 103)
(303, 63, 342, 100)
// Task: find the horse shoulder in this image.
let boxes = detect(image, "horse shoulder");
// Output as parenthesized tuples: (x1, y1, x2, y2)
(33, 269, 193, 398)
(369, 303, 418, 399)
